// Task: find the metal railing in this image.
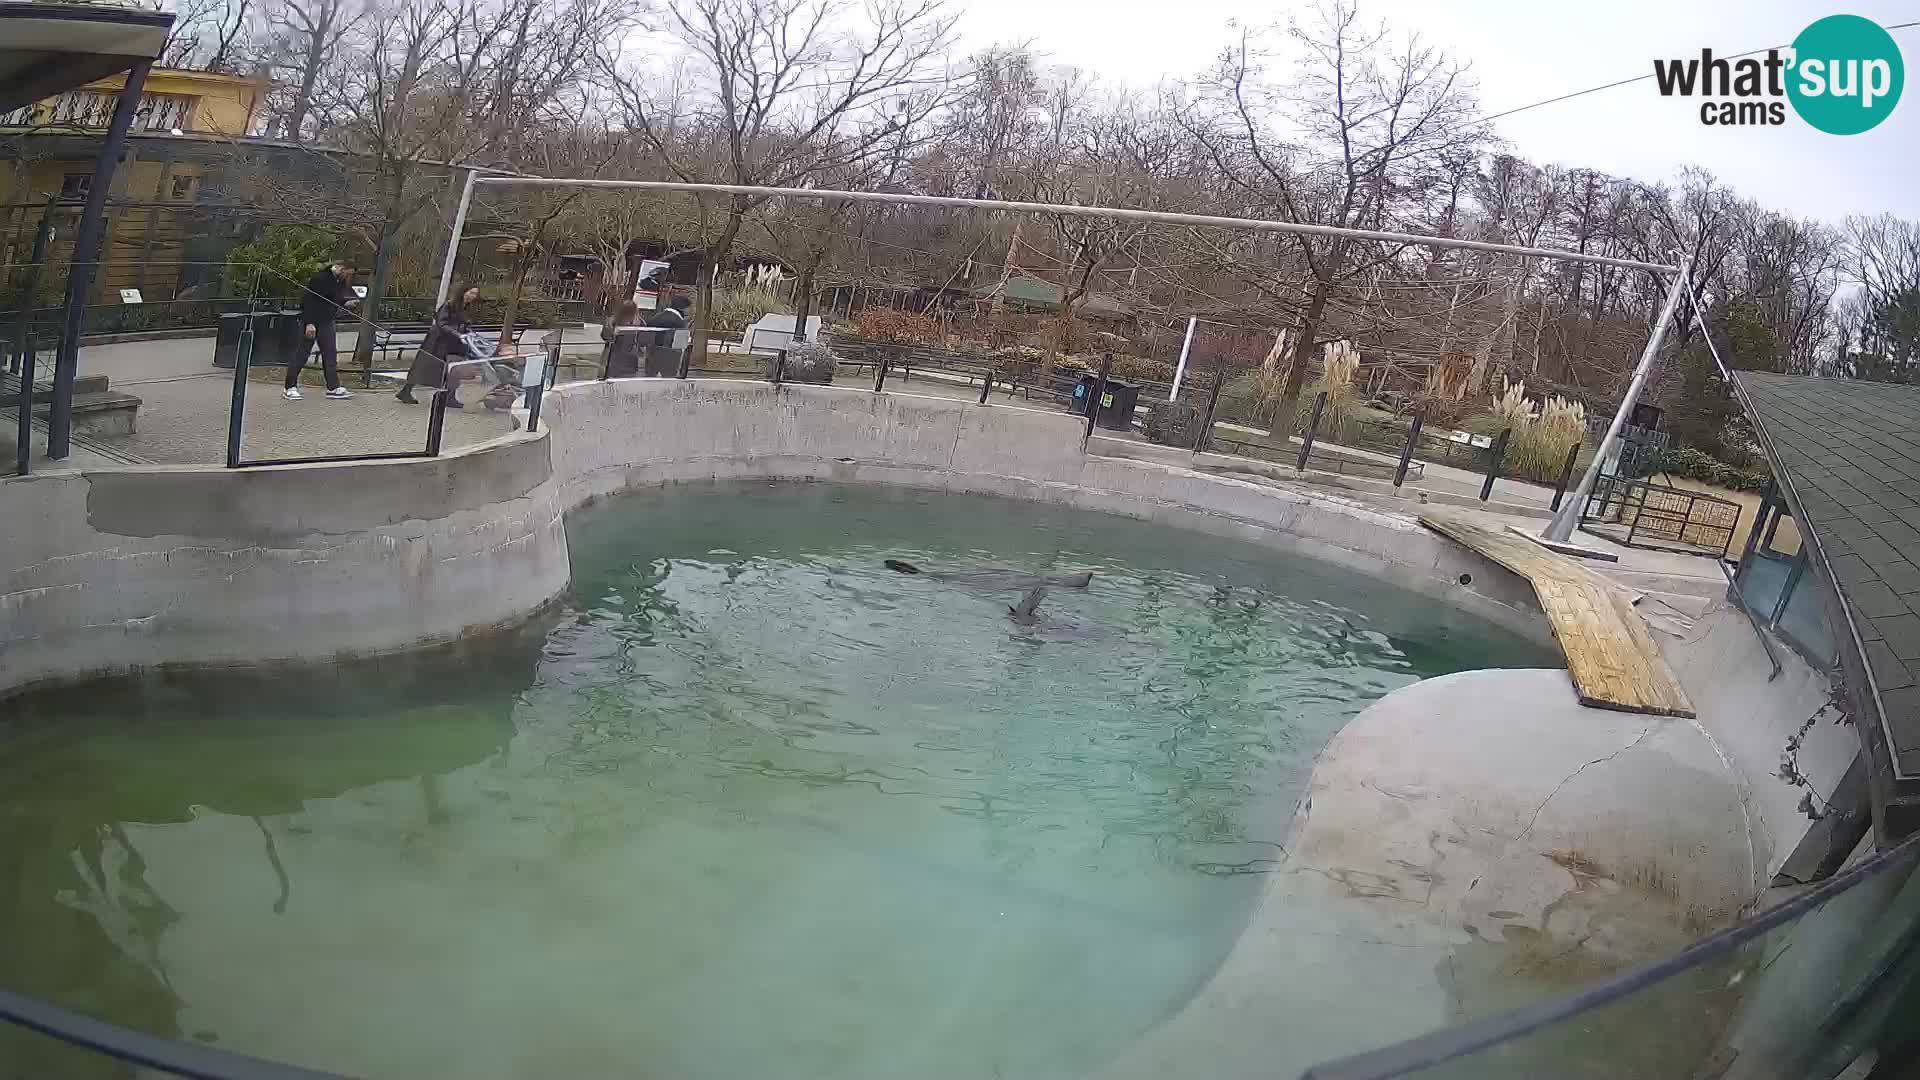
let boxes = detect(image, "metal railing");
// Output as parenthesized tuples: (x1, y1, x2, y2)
(1581, 473, 1742, 559)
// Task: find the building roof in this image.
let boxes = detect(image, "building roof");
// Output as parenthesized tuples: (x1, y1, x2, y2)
(0, 3, 172, 113)
(1736, 372, 1920, 836)
(975, 274, 1133, 318)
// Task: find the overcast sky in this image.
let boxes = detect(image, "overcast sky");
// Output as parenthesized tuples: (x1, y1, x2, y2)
(952, 0, 1918, 225)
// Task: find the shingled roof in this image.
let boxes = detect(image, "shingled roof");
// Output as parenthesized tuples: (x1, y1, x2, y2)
(1736, 373, 1920, 840)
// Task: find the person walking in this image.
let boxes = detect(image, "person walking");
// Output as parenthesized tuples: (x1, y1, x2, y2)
(396, 285, 479, 407)
(287, 260, 358, 400)
(644, 294, 692, 377)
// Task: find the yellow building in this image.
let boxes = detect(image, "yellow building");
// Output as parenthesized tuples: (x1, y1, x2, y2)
(0, 65, 266, 139)
(1, 67, 275, 302)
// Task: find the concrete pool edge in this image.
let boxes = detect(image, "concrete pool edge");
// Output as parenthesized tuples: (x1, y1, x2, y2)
(2, 378, 1557, 697)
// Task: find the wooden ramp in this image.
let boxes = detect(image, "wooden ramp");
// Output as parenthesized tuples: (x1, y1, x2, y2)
(1420, 513, 1696, 718)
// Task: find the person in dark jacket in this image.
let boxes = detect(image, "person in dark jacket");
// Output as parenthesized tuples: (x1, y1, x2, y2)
(396, 285, 479, 407)
(288, 261, 357, 400)
(600, 300, 645, 378)
(644, 295, 692, 377)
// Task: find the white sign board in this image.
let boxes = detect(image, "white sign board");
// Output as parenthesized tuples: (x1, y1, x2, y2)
(631, 259, 671, 309)
(520, 354, 546, 389)
(118, 288, 143, 304)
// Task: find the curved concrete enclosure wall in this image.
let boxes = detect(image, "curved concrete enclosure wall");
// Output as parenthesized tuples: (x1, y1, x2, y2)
(1, 436, 571, 695)
(2, 378, 1548, 697)
(543, 378, 1550, 643)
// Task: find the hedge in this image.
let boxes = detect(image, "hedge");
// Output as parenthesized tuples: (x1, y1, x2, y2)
(1642, 446, 1771, 492)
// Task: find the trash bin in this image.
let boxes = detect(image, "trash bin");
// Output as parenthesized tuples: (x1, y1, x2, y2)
(268, 309, 305, 367)
(1071, 373, 1101, 415)
(1095, 379, 1141, 431)
(212, 312, 245, 368)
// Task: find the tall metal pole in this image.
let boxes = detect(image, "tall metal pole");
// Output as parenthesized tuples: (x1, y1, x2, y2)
(1542, 260, 1691, 543)
(436, 168, 478, 308)
(12, 196, 57, 476)
(1170, 315, 1197, 401)
(48, 61, 149, 461)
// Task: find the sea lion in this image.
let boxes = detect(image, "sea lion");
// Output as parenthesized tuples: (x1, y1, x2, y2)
(1008, 586, 1048, 625)
(883, 559, 1094, 590)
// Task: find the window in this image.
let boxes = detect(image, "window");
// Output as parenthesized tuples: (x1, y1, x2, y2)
(1734, 484, 1837, 668)
(59, 174, 91, 198)
(169, 175, 194, 200)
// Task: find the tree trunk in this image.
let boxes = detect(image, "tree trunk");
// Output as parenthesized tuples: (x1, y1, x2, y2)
(1272, 278, 1331, 441)
(498, 248, 532, 351)
(792, 262, 817, 343)
(690, 202, 747, 362)
(351, 179, 402, 371)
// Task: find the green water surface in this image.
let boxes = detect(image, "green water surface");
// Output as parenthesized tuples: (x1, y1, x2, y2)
(0, 482, 1553, 1079)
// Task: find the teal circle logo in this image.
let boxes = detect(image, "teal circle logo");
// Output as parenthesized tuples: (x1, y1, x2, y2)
(1787, 15, 1904, 134)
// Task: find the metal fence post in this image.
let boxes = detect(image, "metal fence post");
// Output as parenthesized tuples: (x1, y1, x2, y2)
(12, 195, 57, 476)
(1549, 441, 1582, 511)
(1193, 370, 1223, 453)
(225, 297, 256, 468)
(977, 366, 993, 404)
(1480, 427, 1512, 501)
(1082, 352, 1114, 448)
(770, 346, 786, 386)
(1296, 391, 1329, 472)
(873, 354, 889, 393)
(425, 389, 449, 456)
(1392, 412, 1424, 488)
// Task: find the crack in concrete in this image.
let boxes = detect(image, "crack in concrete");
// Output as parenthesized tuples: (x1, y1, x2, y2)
(1514, 724, 1661, 846)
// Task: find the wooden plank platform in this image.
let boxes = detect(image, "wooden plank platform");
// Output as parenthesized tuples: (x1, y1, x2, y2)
(1420, 512, 1696, 718)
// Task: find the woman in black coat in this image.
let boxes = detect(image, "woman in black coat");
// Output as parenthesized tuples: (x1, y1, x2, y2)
(397, 285, 479, 407)
(600, 300, 645, 378)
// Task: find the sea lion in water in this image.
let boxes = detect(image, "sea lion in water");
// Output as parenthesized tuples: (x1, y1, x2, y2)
(1008, 586, 1047, 625)
(883, 559, 1094, 590)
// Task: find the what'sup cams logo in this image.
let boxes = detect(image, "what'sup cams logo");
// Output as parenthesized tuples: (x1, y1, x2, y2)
(1654, 14, 1904, 133)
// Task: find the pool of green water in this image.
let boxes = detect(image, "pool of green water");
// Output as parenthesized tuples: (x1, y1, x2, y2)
(0, 481, 1555, 1079)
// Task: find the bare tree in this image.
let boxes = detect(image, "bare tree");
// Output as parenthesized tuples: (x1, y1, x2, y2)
(602, 0, 959, 358)
(161, 0, 255, 72)
(1183, 0, 1483, 437)
(259, 0, 359, 139)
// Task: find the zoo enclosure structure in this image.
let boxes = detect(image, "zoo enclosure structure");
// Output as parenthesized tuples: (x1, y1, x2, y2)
(451, 172, 1689, 551)
(1580, 473, 1743, 559)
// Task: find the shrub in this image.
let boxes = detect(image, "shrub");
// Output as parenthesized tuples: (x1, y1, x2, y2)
(852, 307, 941, 344)
(1643, 446, 1771, 492)
(1475, 382, 1588, 483)
(771, 340, 837, 384)
(1110, 353, 1175, 382)
(1295, 340, 1361, 442)
(226, 225, 349, 300)
(703, 286, 791, 335)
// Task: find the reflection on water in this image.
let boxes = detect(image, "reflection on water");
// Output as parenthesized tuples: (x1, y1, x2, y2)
(0, 482, 1553, 1079)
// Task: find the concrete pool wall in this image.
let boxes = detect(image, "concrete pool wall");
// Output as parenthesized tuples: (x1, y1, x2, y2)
(0, 434, 572, 696)
(1, 378, 1553, 696)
